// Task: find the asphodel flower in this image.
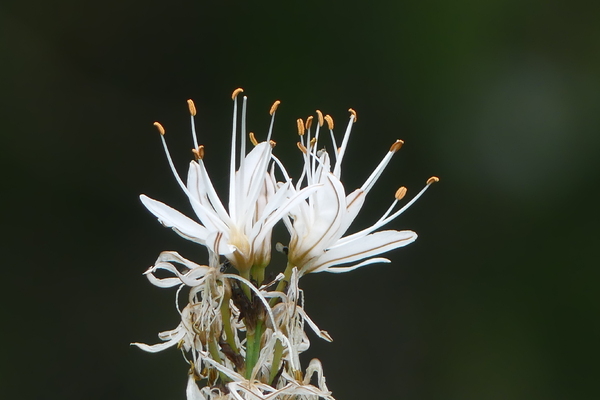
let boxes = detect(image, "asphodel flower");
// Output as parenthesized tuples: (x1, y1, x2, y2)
(140, 89, 318, 275)
(282, 110, 439, 275)
(135, 91, 438, 400)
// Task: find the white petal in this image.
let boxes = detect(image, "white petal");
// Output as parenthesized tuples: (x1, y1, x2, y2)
(252, 182, 322, 245)
(186, 375, 205, 400)
(320, 257, 390, 273)
(144, 251, 210, 287)
(187, 161, 232, 226)
(310, 230, 417, 272)
(140, 195, 208, 244)
(237, 142, 272, 218)
(130, 324, 185, 353)
(289, 174, 346, 265)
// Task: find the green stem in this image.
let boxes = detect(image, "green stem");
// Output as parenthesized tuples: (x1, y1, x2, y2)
(268, 338, 284, 384)
(245, 319, 265, 379)
(208, 338, 228, 382)
(251, 265, 265, 287)
(220, 287, 238, 354)
(239, 269, 252, 299)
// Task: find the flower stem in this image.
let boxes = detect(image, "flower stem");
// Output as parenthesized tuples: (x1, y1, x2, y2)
(208, 338, 228, 382)
(220, 284, 238, 354)
(268, 338, 284, 385)
(251, 264, 265, 287)
(239, 269, 252, 299)
(244, 319, 265, 379)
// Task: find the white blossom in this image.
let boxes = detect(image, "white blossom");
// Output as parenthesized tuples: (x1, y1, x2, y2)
(141, 90, 318, 273)
(282, 110, 438, 275)
(134, 92, 438, 400)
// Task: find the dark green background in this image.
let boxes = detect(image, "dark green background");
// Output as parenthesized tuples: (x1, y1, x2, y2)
(1, 1, 599, 399)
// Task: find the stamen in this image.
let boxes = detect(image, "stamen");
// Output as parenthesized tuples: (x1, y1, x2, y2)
(156, 127, 227, 232)
(297, 142, 307, 154)
(269, 100, 281, 116)
(267, 101, 280, 141)
(390, 139, 404, 153)
(348, 108, 357, 122)
(395, 186, 407, 200)
(427, 176, 440, 185)
(309, 137, 316, 148)
(153, 122, 165, 135)
(269, 140, 276, 148)
(297, 118, 305, 136)
(324, 115, 334, 130)
(192, 145, 205, 160)
(332, 112, 356, 177)
(306, 116, 314, 130)
(360, 139, 404, 194)
(249, 132, 258, 146)
(187, 99, 197, 116)
(333, 181, 434, 248)
(187, 100, 199, 149)
(231, 88, 244, 99)
(316, 110, 324, 127)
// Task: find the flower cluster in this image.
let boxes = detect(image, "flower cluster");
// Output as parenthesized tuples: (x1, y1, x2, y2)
(133, 89, 438, 400)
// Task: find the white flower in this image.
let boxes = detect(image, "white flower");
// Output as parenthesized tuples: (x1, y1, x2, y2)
(283, 110, 439, 275)
(134, 93, 439, 400)
(140, 89, 318, 274)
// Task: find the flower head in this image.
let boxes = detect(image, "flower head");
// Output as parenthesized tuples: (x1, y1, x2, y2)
(282, 110, 438, 275)
(140, 90, 317, 274)
(134, 91, 438, 400)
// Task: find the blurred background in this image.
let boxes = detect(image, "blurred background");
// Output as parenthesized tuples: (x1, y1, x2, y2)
(1, 1, 599, 399)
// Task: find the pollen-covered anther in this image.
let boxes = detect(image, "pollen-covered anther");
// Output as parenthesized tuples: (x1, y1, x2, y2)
(270, 100, 281, 115)
(427, 176, 440, 185)
(390, 139, 404, 153)
(309, 137, 316, 148)
(297, 118, 305, 136)
(395, 186, 407, 200)
(269, 139, 277, 148)
(153, 122, 165, 135)
(231, 88, 244, 99)
(297, 141, 308, 154)
(316, 110, 324, 126)
(249, 131, 258, 146)
(191, 145, 205, 160)
(324, 114, 334, 130)
(348, 108, 357, 122)
(306, 115, 314, 130)
(187, 99, 197, 116)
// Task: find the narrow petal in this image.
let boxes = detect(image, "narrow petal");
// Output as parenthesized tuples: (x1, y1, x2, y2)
(140, 195, 208, 244)
(289, 174, 346, 265)
(320, 257, 390, 273)
(238, 142, 272, 218)
(130, 324, 185, 353)
(309, 230, 417, 273)
(187, 161, 232, 226)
